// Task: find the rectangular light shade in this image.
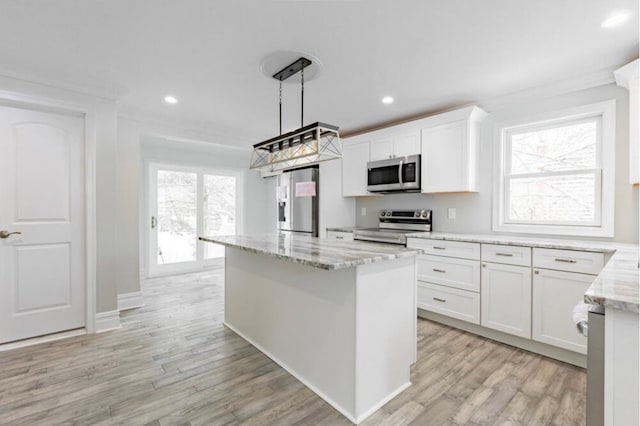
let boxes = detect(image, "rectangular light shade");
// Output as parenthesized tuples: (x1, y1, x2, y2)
(250, 122, 342, 172)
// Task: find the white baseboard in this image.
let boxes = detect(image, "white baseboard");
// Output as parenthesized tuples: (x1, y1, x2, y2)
(0, 328, 86, 352)
(95, 310, 122, 333)
(117, 291, 144, 311)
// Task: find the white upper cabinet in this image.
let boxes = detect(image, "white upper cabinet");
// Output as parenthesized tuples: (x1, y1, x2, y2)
(369, 136, 394, 161)
(420, 106, 487, 193)
(394, 132, 421, 157)
(341, 137, 371, 197)
(369, 131, 420, 161)
(615, 59, 639, 185)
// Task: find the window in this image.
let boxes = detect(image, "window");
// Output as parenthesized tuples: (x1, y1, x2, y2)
(493, 101, 615, 237)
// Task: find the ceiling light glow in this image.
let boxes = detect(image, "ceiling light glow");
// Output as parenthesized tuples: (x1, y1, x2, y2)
(381, 96, 394, 104)
(164, 95, 178, 104)
(601, 12, 630, 28)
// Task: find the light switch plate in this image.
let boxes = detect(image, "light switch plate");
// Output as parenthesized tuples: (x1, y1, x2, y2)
(448, 207, 456, 219)
(361, 207, 367, 217)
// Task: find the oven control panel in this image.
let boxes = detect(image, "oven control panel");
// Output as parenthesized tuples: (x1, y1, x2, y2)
(379, 209, 431, 221)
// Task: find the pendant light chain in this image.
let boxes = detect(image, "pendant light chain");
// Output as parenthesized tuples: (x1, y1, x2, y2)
(301, 66, 304, 128)
(279, 80, 283, 136)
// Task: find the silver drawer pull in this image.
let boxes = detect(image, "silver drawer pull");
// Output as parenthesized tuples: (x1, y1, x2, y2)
(495, 253, 513, 257)
(433, 246, 446, 250)
(555, 258, 577, 263)
(433, 268, 446, 273)
(433, 297, 446, 303)
(336, 236, 344, 239)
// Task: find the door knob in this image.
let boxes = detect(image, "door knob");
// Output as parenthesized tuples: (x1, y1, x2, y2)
(0, 230, 21, 239)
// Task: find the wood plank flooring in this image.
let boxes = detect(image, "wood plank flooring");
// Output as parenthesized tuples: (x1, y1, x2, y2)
(0, 264, 587, 425)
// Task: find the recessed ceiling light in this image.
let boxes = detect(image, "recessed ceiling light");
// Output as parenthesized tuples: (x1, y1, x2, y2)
(601, 12, 630, 28)
(164, 95, 178, 104)
(381, 96, 394, 104)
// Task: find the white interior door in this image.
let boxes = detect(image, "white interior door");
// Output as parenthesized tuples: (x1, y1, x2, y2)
(0, 105, 85, 344)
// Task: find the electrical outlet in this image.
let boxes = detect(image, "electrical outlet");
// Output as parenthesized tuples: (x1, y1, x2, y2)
(361, 207, 367, 217)
(447, 207, 456, 220)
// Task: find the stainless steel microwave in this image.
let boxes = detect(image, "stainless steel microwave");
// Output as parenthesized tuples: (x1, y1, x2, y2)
(366, 155, 421, 193)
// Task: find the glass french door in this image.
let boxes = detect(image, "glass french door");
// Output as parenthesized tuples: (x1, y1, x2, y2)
(148, 163, 240, 276)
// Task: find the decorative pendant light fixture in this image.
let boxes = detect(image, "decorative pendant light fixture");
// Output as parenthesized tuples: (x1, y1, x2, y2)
(250, 57, 342, 172)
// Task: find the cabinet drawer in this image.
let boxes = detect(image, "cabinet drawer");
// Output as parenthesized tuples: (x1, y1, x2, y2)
(407, 238, 480, 260)
(533, 248, 604, 275)
(417, 283, 480, 324)
(481, 244, 531, 267)
(327, 231, 354, 242)
(417, 254, 480, 292)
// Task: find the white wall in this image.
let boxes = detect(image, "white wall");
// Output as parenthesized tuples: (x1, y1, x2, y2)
(116, 117, 271, 295)
(0, 75, 119, 314)
(356, 83, 639, 244)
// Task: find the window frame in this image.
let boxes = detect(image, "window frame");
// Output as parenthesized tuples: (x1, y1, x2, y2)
(493, 100, 616, 237)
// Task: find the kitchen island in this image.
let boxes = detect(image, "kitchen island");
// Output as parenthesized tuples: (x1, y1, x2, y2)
(199, 234, 419, 424)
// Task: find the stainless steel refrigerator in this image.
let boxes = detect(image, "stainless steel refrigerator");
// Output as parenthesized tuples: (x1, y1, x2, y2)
(277, 166, 319, 237)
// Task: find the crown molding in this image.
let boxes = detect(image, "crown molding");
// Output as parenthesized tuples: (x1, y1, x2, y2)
(0, 68, 122, 100)
(478, 66, 619, 112)
(119, 109, 250, 152)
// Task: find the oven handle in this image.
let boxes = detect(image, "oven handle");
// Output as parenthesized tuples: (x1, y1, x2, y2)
(398, 159, 404, 185)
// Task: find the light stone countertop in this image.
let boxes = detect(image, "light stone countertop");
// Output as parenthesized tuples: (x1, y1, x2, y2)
(405, 232, 639, 313)
(199, 233, 419, 271)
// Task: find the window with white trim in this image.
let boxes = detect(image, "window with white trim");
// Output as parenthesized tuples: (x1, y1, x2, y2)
(494, 101, 615, 237)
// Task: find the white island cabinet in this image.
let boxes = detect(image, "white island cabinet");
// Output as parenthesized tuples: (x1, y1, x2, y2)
(200, 234, 419, 424)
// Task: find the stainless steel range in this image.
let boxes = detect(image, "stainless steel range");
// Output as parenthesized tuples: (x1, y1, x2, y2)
(353, 209, 431, 245)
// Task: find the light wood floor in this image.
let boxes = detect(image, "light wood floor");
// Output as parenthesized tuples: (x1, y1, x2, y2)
(0, 265, 587, 425)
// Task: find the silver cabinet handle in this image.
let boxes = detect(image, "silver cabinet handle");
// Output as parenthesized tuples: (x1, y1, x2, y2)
(151, 216, 157, 229)
(432, 268, 446, 273)
(496, 253, 513, 257)
(0, 230, 21, 239)
(555, 258, 577, 263)
(433, 246, 446, 250)
(433, 297, 446, 303)
(336, 236, 344, 240)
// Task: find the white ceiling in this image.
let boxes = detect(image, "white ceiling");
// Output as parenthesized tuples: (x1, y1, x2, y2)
(0, 0, 637, 145)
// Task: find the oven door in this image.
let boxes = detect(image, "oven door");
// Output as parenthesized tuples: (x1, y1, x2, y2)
(367, 155, 420, 192)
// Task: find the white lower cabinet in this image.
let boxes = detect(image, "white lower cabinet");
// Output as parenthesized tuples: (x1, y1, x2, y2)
(417, 282, 480, 324)
(481, 262, 532, 338)
(411, 237, 604, 360)
(532, 268, 592, 354)
(409, 238, 481, 325)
